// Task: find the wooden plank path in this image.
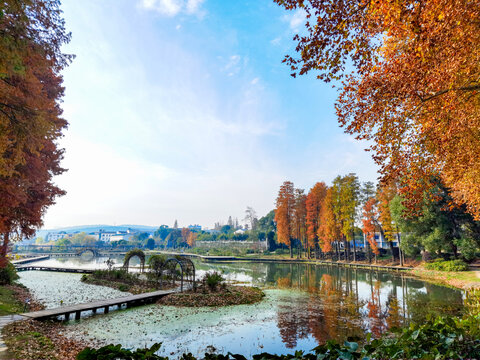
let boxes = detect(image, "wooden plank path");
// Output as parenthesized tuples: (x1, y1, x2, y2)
(21, 288, 178, 321)
(11, 256, 50, 265)
(16, 266, 95, 274)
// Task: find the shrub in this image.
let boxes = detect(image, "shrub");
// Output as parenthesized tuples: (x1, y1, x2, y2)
(0, 262, 19, 285)
(424, 259, 469, 272)
(203, 271, 224, 291)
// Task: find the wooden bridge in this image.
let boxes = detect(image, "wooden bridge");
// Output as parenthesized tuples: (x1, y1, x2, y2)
(16, 266, 95, 274)
(21, 288, 178, 321)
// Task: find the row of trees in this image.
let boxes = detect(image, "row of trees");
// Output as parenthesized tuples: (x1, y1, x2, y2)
(274, 175, 480, 262)
(275, 175, 370, 259)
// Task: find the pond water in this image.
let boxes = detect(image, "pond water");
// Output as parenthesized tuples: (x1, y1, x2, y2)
(19, 256, 464, 358)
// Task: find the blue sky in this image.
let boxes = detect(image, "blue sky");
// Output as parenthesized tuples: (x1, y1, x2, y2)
(43, 0, 378, 229)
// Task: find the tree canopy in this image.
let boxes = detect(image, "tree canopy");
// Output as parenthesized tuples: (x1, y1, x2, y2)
(275, 0, 480, 219)
(0, 0, 73, 259)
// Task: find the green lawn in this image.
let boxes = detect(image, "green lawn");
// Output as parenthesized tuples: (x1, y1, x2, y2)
(0, 286, 24, 316)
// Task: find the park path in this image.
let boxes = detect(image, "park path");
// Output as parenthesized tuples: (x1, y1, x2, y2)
(0, 314, 26, 359)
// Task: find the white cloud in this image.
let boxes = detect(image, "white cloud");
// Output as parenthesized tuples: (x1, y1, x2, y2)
(283, 9, 306, 31)
(250, 77, 259, 85)
(270, 37, 281, 46)
(186, 0, 205, 14)
(139, 0, 205, 17)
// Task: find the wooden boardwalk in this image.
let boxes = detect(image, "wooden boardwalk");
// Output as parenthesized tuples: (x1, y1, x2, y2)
(11, 256, 50, 265)
(16, 266, 95, 274)
(21, 288, 177, 321)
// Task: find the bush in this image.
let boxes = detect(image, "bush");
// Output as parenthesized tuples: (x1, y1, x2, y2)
(424, 259, 469, 272)
(0, 262, 19, 285)
(203, 271, 224, 291)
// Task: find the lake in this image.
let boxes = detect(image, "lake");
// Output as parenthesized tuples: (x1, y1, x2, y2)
(18, 255, 464, 357)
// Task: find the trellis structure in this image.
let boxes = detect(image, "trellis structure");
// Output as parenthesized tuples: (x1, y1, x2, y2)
(123, 249, 146, 272)
(163, 257, 195, 291)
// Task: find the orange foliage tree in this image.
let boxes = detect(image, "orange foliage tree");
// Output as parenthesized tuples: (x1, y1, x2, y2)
(275, 181, 296, 258)
(0, 1, 73, 260)
(275, 0, 480, 219)
(187, 232, 197, 248)
(292, 188, 307, 258)
(306, 182, 327, 258)
(181, 228, 191, 247)
(317, 187, 341, 257)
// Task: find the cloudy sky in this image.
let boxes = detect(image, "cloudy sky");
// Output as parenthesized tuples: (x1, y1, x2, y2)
(43, 0, 379, 230)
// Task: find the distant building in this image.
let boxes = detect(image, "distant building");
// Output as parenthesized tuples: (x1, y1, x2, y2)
(46, 231, 68, 242)
(188, 224, 202, 231)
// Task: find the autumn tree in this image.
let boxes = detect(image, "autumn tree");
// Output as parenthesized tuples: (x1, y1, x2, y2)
(306, 182, 327, 258)
(292, 188, 307, 258)
(331, 174, 360, 261)
(0, 1, 73, 263)
(275, 0, 480, 219)
(275, 181, 295, 258)
(187, 231, 197, 248)
(180, 227, 191, 247)
(317, 187, 340, 258)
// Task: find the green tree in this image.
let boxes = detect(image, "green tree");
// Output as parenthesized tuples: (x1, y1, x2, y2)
(391, 178, 480, 260)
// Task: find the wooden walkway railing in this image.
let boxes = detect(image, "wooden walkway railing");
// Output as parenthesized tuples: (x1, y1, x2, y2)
(21, 288, 177, 321)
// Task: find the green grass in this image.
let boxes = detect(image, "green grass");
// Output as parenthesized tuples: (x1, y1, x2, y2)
(0, 286, 23, 315)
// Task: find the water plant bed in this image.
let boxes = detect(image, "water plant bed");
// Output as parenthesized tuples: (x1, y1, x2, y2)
(157, 285, 265, 307)
(81, 276, 160, 294)
(3, 319, 88, 360)
(80, 269, 176, 294)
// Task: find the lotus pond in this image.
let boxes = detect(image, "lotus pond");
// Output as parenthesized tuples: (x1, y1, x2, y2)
(17, 256, 464, 357)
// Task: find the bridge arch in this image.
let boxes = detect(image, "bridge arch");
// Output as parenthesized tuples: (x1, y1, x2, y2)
(75, 248, 100, 257)
(123, 249, 145, 272)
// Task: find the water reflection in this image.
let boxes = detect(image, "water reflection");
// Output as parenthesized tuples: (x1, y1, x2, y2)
(25, 257, 464, 352)
(263, 263, 463, 347)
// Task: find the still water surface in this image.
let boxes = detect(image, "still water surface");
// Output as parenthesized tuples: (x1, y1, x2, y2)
(19, 256, 464, 357)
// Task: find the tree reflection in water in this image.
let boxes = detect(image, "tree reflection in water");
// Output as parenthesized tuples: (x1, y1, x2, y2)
(270, 263, 463, 348)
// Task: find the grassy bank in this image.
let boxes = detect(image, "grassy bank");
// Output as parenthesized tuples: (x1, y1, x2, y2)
(410, 267, 480, 290)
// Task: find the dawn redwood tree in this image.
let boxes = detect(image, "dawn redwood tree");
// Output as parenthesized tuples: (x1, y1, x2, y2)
(292, 188, 307, 258)
(317, 187, 340, 259)
(306, 182, 327, 258)
(275, 181, 295, 258)
(275, 0, 480, 219)
(0, 1, 73, 262)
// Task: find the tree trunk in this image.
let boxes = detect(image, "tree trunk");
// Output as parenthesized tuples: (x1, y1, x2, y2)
(289, 241, 293, 258)
(344, 236, 349, 262)
(396, 227, 403, 266)
(367, 240, 372, 264)
(388, 240, 395, 262)
(352, 230, 357, 262)
(1, 232, 9, 259)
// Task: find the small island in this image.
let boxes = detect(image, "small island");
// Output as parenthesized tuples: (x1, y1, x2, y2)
(81, 251, 265, 306)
